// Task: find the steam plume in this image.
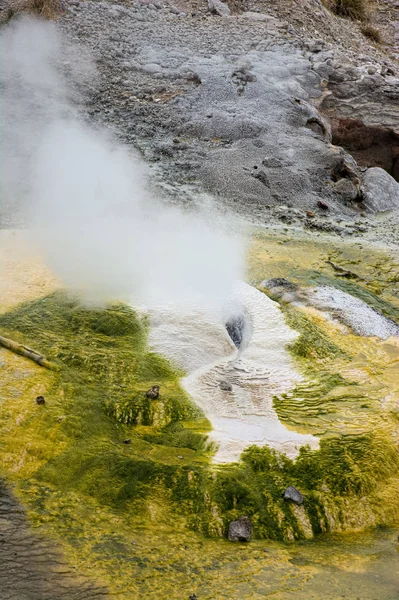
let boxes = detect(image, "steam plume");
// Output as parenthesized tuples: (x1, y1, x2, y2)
(0, 17, 244, 309)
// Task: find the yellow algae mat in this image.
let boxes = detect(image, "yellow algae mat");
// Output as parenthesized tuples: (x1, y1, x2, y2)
(1, 228, 399, 599)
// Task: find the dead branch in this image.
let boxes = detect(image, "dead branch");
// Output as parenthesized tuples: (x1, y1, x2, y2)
(0, 335, 59, 371)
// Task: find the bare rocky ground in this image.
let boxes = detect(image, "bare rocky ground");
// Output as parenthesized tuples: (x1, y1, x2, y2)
(53, 0, 399, 243)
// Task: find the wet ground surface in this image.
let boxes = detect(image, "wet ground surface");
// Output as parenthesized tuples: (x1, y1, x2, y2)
(0, 481, 109, 600)
(0, 231, 399, 598)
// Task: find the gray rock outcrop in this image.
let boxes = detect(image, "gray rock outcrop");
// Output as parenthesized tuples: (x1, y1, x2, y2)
(3, 0, 399, 232)
(362, 167, 399, 212)
(208, 0, 230, 17)
(283, 486, 304, 505)
(54, 0, 392, 225)
(228, 516, 252, 542)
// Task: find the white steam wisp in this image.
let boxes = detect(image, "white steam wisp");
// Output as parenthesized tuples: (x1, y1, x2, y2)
(0, 17, 244, 310)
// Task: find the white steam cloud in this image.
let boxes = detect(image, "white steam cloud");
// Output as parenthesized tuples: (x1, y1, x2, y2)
(0, 17, 244, 309)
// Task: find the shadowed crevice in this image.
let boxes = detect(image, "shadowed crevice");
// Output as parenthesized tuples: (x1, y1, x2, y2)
(331, 118, 399, 182)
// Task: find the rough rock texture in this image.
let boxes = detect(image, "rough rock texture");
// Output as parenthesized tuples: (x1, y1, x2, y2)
(228, 516, 252, 541)
(283, 485, 304, 505)
(53, 0, 399, 226)
(321, 63, 399, 135)
(0, 481, 108, 600)
(0, 0, 398, 235)
(208, 0, 230, 17)
(362, 167, 399, 212)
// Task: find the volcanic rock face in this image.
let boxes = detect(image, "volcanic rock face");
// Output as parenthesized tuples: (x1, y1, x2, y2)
(55, 0, 399, 224)
(320, 62, 399, 136)
(0, 0, 397, 230)
(316, 48, 399, 190)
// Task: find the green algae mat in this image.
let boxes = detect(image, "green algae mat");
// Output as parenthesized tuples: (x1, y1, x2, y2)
(1, 230, 399, 598)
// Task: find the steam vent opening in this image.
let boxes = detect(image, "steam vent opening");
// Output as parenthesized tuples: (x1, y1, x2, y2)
(331, 118, 399, 182)
(225, 314, 246, 348)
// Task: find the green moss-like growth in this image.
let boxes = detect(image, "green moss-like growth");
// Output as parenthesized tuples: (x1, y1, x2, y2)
(202, 433, 399, 540)
(0, 292, 210, 516)
(0, 289, 399, 572)
(144, 422, 211, 451)
(293, 435, 399, 496)
(283, 306, 345, 360)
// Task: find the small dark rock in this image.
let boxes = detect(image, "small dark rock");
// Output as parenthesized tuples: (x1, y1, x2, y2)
(123, 439, 132, 444)
(260, 278, 298, 292)
(228, 516, 252, 542)
(189, 595, 198, 600)
(317, 200, 329, 210)
(219, 380, 233, 392)
(146, 385, 160, 399)
(35, 396, 45, 405)
(283, 485, 303, 505)
(253, 169, 270, 187)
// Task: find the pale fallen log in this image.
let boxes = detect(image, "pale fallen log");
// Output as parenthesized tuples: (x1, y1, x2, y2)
(0, 335, 59, 371)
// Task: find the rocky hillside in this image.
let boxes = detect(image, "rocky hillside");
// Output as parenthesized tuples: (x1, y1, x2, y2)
(40, 0, 397, 241)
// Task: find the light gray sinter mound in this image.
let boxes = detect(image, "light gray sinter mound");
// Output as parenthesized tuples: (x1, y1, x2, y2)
(309, 285, 399, 338)
(263, 278, 399, 339)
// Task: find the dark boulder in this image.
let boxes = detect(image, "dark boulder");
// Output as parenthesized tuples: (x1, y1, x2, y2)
(317, 200, 329, 210)
(146, 385, 160, 400)
(228, 516, 252, 542)
(283, 485, 303, 505)
(35, 396, 45, 405)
